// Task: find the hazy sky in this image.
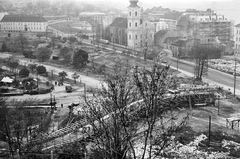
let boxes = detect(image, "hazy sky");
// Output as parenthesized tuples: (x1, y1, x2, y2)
(76, 0, 240, 24)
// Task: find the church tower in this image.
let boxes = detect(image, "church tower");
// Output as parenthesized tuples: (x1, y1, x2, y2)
(127, 0, 143, 48)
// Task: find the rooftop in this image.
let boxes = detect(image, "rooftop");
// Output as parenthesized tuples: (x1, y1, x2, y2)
(109, 17, 127, 29)
(236, 23, 240, 27)
(1, 15, 47, 22)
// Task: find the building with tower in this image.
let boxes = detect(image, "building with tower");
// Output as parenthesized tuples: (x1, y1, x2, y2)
(127, 0, 155, 49)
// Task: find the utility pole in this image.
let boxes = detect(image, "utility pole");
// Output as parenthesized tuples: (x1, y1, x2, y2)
(208, 116, 211, 147)
(177, 52, 179, 70)
(234, 58, 237, 97)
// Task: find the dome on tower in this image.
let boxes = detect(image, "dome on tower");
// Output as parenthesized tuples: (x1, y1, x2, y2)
(129, 0, 139, 7)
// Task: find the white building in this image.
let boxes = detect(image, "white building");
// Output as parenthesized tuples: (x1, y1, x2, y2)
(79, 12, 115, 29)
(0, 15, 48, 33)
(156, 21, 168, 32)
(235, 23, 240, 56)
(127, 0, 154, 48)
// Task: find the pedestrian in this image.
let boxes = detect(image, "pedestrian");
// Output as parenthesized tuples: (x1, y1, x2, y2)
(61, 104, 63, 108)
(55, 81, 57, 86)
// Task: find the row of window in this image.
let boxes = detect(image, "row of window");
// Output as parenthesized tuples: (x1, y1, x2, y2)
(236, 37, 240, 41)
(3, 26, 43, 30)
(129, 11, 138, 17)
(1, 22, 45, 25)
(128, 34, 153, 40)
(129, 21, 147, 28)
(236, 44, 240, 49)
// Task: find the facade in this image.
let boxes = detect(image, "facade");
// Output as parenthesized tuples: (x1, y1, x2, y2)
(109, 17, 128, 46)
(79, 12, 115, 29)
(0, 15, 48, 33)
(178, 9, 233, 44)
(157, 18, 177, 31)
(127, 0, 154, 48)
(234, 24, 240, 56)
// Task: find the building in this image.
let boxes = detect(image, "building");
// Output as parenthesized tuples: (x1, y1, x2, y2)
(79, 12, 116, 40)
(127, 0, 155, 49)
(234, 23, 240, 56)
(177, 9, 233, 44)
(109, 17, 128, 46)
(0, 14, 48, 33)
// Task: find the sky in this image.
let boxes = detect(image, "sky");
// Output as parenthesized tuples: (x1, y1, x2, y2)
(76, 0, 240, 24)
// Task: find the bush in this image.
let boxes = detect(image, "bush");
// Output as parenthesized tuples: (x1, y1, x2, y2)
(19, 67, 30, 77)
(36, 65, 47, 74)
(23, 50, 34, 58)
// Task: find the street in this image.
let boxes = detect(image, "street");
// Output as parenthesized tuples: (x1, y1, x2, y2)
(169, 58, 240, 94)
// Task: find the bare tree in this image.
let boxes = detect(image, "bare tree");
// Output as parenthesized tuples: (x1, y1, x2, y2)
(82, 63, 188, 158)
(133, 64, 188, 159)
(0, 98, 48, 158)
(82, 64, 139, 159)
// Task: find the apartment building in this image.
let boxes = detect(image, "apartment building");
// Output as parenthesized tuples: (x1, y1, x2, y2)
(0, 14, 48, 33)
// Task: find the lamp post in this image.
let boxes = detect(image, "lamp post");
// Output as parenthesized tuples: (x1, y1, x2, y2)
(234, 57, 237, 97)
(177, 52, 179, 70)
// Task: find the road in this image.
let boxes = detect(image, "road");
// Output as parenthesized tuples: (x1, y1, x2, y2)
(168, 58, 240, 94)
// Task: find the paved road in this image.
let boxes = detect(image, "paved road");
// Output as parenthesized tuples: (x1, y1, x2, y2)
(168, 58, 240, 95)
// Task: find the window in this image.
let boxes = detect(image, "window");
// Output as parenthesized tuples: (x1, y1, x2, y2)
(135, 22, 137, 27)
(129, 22, 131, 27)
(135, 11, 137, 16)
(237, 37, 238, 41)
(129, 34, 131, 39)
(135, 35, 137, 39)
(129, 12, 131, 16)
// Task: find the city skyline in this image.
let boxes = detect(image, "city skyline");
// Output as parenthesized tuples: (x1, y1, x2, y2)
(75, 0, 240, 24)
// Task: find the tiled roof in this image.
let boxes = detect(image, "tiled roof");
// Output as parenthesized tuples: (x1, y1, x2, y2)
(163, 37, 179, 44)
(109, 17, 127, 29)
(155, 30, 168, 38)
(1, 15, 47, 22)
(172, 39, 189, 46)
(177, 15, 189, 27)
(236, 23, 240, 27)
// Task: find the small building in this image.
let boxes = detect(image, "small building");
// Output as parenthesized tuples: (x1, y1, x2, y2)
(0, 14, 48, 33)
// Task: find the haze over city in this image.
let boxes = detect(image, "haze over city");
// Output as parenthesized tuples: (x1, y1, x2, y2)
(74, 0, 240, 24)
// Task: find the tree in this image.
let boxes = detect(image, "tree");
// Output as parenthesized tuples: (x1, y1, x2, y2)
(62, 37, 67, 43)
(191, 44, 221, 81)
(71, 72, 79, 84)
(28, 64, 37, 73)
(133, 65, 188, 158)
(2, 42, 7, 52)
(19, 67, 30, 77)
(36, 33, 44, 40)
(16, 33, 28, 53)
(72, 49, 89, 69)
(36, 65, 47, 74)
(56, 141, 86, 159)
(59, 47, 72, 63)
(82, 64, 139, 159)
(0, 98, 50, 158)
(6, 57, 19, 73)
(36, 47, 51, 62)
(82, 64, 187, 159)
(68, 36, 77, 45)
(58, 71, 67, 83)
(23, 50, 35, 59)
